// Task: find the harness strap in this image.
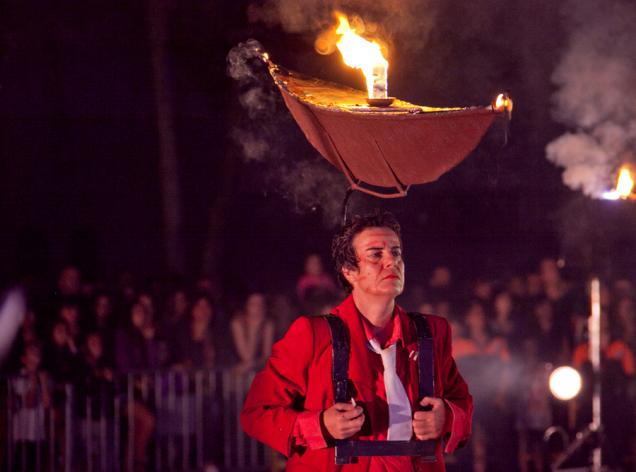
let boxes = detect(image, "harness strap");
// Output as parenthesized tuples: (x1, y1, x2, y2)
(322, 313, 437, 464)
(408, 312, 436, 405)
(323, 315, 350, 403)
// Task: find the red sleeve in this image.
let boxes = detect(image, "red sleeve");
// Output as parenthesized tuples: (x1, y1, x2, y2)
(437, 318, 473, 454)
(240, 316, 326, 456)
(293, 411, 328, 449)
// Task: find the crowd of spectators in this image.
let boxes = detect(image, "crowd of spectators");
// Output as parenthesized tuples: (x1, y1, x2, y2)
(3, 253, 636, 471)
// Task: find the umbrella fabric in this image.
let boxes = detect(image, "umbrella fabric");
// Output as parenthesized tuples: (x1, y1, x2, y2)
(269, 64, 501, 197)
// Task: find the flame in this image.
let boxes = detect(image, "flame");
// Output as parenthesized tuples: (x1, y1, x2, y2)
(493, 93, 513, 113)
(334, 13, 388, 99)
(602, 166, 635, 200)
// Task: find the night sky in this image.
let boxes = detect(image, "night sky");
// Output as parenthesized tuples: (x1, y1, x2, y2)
(2, 0, 636, 297)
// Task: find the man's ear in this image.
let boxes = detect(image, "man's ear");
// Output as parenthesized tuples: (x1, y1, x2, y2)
(342, 265, 358, 286)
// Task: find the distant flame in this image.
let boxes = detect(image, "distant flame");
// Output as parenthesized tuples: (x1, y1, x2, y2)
(334, 13, 388, 99)
(602, 166, 635, 200)
(493, 93, 513, 113)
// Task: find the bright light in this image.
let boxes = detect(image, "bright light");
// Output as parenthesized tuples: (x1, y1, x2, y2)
(493, 93, 513, 113)
(602, 166, 634, 200)
(549, 366, 582, 401)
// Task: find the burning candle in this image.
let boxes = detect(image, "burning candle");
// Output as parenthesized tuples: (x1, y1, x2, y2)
(334, 13, 389, 100)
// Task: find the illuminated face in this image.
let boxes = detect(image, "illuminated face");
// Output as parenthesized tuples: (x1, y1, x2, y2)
(343, 227, 405, 298)
(95, 295, 110, 319)
(245, 293, 266, 319)
(305, 254, 323, 276)
(131, 303, 146, 328)
(52, 323, 68, 346)
(192, 297, 212, 323)
(87, 334, 103, 359)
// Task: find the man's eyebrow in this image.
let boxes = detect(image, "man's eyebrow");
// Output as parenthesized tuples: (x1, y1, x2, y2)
(364, 246, 384, 251)
(364, 244, 402, 251)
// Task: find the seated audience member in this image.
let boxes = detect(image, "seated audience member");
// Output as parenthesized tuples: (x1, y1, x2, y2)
(230, 292, 274, 374)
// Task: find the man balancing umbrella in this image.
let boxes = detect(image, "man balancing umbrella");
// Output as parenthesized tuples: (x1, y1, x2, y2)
(239, 12, 511, 469)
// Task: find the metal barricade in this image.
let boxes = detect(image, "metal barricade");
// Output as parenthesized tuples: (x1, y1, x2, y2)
(2, 368, 271, 472)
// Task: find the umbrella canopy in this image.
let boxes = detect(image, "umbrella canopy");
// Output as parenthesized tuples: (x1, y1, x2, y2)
(268, 61, 508, 198)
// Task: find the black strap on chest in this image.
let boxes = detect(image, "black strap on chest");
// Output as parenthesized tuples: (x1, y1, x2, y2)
(323, 314, 350, 404)
(322, 313, 436, 464)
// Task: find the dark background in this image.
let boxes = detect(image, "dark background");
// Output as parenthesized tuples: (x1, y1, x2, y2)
(2, 0, 635, 299)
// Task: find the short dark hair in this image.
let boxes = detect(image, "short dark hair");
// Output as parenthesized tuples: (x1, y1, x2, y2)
(331, 211, 402, 292)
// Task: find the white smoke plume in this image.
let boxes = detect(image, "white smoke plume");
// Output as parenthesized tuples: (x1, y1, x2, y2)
(246, 0, 438, 55)
(546, 0, 636, 198)
(227, 40, 347, 226)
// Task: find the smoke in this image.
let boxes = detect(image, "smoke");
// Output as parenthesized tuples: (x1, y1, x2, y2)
(246, 0, 439, 55)
(226, 40, 347, 226)
(546, 0, 636, 198)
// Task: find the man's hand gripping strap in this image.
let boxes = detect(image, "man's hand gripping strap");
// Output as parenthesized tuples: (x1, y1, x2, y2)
(322, 314, 436, 464)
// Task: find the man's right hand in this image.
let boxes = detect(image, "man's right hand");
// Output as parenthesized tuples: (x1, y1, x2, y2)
(322, 402, 365, 440)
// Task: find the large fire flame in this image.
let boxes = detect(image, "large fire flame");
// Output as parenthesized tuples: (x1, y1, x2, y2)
(333, 13, 388, 99)
(602, 166, 635, 200)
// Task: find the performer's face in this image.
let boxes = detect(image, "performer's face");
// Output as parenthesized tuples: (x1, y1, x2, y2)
(344, 227, 405, 298)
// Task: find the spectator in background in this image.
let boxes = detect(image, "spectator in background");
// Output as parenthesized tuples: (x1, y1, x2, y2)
(526, 273, 543, 300)
(57, 265, 81, 299)
(471, 278, 494, 318)
(77, 332, 116, 469)
(613, 296, 636, 352)
(454, 301, 511, 472)
(513, 338, 552, 472)
(116, 301, 167, 371)
(43, 320, 81, 470)
(269, 293, 297, 341)
(175, 294, 216, 369)
(231, 293, 274, 374)
(530, 299, 568, 365)
(295, 254, 338, 315)
(11, 342, 50, 471)
(59, 301, 83, 347)
(115, 302, 161, 472)
(572, 314, 635, 469)
(428, 265, 453, 302)
(163, 289, 189, 331)
(491, 290, 520, 346)
(87, 293, 116, 364)
(506, 274, 527, 300)
(44, 320, 81, 385)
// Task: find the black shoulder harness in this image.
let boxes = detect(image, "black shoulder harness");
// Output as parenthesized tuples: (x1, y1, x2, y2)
(321, 313, 437, 464)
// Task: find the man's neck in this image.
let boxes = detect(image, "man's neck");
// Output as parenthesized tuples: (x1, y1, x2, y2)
(351, 291, 395, 332)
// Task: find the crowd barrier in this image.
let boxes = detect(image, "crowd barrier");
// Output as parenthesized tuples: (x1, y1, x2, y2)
(1, 368, 270, 472)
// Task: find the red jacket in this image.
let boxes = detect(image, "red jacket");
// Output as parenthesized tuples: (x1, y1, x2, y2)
(241, 295, 473, 471)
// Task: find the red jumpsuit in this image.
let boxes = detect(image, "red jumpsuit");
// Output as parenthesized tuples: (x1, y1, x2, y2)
(241, 295, 473, 471)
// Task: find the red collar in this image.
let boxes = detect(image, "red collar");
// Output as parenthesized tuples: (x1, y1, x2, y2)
(351, 302, 405, 349)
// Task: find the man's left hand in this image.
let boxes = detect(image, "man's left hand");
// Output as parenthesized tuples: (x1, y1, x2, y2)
(413, 397, 446, 440)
